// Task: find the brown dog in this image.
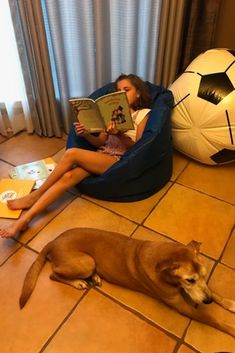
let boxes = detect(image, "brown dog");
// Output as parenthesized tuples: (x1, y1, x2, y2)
(20, 228, 235, 337)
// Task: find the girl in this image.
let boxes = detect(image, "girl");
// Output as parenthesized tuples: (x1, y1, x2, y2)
(0, 74, 152, 238)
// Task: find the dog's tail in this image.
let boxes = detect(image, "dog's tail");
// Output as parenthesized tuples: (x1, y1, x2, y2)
(19, 243, 51, 309)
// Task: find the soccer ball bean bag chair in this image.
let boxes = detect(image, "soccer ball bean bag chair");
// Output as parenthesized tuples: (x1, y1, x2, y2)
(170, 48, 235, 165)
(66, 81, 173, 202)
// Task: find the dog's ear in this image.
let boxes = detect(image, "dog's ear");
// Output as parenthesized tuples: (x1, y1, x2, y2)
(156, 260, 181, 285)
(156, 260, 180, 273)
(187, 240, 201, 254)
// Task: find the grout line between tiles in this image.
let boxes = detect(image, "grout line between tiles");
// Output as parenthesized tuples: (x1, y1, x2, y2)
(0, 196, 76, 267)
(23, 200, 77, 247)
(94, 286, 184, 344)
(0, 236, 44, 267)
(80, 194, 141, 225)
(38, 288, 91, 353)
(172, 158, 191, 183)
(173, 340, 201, 353)
(219, 223, 235, 262)
(140, 224, 184, 244)
(0, 159, 16, 167)
(207, 223, 235, 283)
(140, 223, 234, 272)
(172, 312, 197, 353)
(0, 241, 24, 266)
(80, 182, 175, 228)
(176, 180, 235, 207)
(0, 134, 15, 145)
(140, 182, 175, 226)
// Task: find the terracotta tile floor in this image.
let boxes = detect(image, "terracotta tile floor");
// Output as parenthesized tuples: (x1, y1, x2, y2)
(0, 131, 235, 353)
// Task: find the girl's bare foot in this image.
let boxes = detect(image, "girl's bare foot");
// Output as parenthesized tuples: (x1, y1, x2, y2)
(0, 217, 29, 238)
(7, 191, 40, 210)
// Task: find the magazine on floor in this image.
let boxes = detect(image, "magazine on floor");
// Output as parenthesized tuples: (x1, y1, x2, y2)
(9, 158, 56, 189)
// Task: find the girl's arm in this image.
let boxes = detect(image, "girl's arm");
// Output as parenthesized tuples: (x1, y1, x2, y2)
(107, 114, 149, 148)
(135, 114, 149, 142)
(74, 122, 108, 147)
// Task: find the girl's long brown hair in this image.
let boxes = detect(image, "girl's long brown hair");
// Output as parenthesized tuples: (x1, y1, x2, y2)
(114, 74, 152, 111)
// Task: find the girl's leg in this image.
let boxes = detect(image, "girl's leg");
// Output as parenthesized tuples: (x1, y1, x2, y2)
(7, 148, 84, 210)
(0, 167, 90, 238)
(0, 151, 118, 238)
(8, 148, 116, 210)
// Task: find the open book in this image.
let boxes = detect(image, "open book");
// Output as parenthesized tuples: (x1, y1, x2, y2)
(9, 158, 56, 189)
(0, 179, 35, 219)
(69, 91, 134, 133)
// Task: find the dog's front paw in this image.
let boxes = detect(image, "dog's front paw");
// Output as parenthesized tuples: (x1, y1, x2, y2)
(92, 273, 102, 287)
(212, 292, 235, 312)
(225, 299, 235, 313)
(73, 279, 90, 290)
(219, 297, 235, 313)
(50, 273, 90, 290)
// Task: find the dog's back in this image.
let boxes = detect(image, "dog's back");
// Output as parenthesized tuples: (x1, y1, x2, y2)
(19, 228, 187, 305)
(19, 228, 235, 338)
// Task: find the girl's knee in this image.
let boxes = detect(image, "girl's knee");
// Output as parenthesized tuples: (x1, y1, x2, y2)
(64, 147, 79, 159)
(60, 168, 89, 187)
(62, 148, 82, 165)
(61, 170, 76, 183)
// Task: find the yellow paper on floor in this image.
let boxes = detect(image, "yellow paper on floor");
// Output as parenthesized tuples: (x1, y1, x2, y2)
(0, 179, 35, 219)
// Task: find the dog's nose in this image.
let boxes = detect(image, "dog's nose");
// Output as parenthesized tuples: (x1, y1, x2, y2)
(203, 297, 213, 304)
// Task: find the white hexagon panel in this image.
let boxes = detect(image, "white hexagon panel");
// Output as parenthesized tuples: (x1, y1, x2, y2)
(170, 48, 235, 165)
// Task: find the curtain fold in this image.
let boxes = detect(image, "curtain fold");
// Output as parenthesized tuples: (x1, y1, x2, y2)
(178, 0, 221, 73)
(9, 0, 62, 137)
(7, 0, 222, 137)
(42, 0, 99, 133)
(94, 1, 111, 87)
(155, 0, 221, 87)
(41, 0, 162, 132)
(155, 0, 186, 87)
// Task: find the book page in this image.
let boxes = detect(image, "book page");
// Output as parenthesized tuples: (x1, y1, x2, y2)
(0, 179, 35, 219)
(9, 158, 56, 190)
(69, 98, 105, 133)
(10, 160, 50, 180)
(96, 91, 133, 131)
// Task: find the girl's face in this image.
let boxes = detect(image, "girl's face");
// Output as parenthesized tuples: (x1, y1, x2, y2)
(116, 79, 140, 109)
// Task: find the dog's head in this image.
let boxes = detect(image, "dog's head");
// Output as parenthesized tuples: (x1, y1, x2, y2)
(156, 240, 213, 305)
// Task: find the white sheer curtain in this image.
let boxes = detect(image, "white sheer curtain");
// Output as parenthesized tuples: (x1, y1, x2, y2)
(42, 0, 162, 131)
(0, 0, 32, 136)
(94, 0, 161, 84)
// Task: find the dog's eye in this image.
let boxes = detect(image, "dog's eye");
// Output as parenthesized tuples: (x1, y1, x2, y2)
(186, 278, 196, 284)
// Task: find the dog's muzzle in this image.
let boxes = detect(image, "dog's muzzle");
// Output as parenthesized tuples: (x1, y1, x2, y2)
(203, 297, 213, 304)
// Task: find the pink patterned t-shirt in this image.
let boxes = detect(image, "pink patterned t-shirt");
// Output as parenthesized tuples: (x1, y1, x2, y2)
(97, 108, 150, 157)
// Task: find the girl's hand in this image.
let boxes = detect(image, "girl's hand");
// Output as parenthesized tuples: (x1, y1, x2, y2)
(106, 121, 119, 135)
(74, 122, 89, 136)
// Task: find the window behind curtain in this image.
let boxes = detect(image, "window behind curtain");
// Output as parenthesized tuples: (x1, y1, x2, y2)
(0, 0, 32, 136)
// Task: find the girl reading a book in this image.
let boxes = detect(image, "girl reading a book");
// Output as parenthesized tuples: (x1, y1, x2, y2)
(0, 74, 152, 238)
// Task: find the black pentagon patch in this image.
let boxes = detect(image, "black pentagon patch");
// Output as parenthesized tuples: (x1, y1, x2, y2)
(228, 49, 235, 57)
(198, 72, 234, 105)
(210, 148, 235, 163)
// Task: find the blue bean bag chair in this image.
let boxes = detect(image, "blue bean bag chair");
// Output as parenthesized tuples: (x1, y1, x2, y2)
(66, 81, 173, 202)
